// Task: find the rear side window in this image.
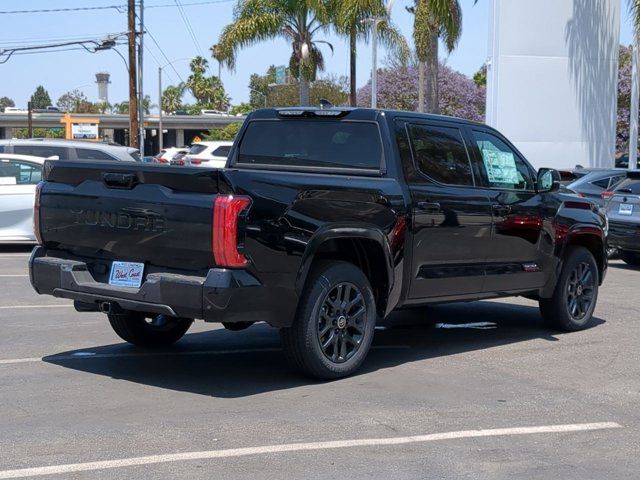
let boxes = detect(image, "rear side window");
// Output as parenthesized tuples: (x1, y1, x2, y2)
(591, 178, 610, 189)
(13, 145, 69, 160)
(237, 120, 382, 170)
(212, 146, 231, 157)
(0, 159, 41, 184)
(189, 144, 207, 155)
(615, 178, 640, 194)
(407, 124, 473, 186)
(76, 148, 117, 161)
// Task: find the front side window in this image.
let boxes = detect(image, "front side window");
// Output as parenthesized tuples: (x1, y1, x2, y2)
(0, 159, 41, 185)
(407, 124, 474, 186)
(472, 130, 534, 190)
(237, 120, 382, 170)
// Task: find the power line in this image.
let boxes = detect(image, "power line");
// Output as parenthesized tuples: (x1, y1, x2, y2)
(144, 25, 186, 84)
(174, 0, 207, 65)
(0, 5, 126, 15)
(146, 0, 233, 8)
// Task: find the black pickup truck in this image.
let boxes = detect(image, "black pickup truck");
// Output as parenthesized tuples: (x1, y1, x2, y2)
(30, 107, 608, 379)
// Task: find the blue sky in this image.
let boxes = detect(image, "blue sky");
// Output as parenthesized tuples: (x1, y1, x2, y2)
(0, 0, 635, 110)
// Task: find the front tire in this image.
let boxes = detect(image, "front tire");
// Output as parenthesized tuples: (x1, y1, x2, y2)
(108, 311, 193, 347)
(280, 261, 376, 380)
(539, 246, 599, 331)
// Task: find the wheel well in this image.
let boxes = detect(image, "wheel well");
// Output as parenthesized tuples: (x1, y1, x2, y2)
(311, 238, 389, 315)
(567, 234, 604, 282)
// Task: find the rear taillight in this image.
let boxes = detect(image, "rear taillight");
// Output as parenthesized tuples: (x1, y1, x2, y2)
(601, 190, 614, 200)
(213, 195, 251, 267)
(189, 157, 208, 165)
(34, 181, 44, 244)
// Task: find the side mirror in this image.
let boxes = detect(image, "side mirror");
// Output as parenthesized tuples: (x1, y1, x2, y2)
(537, 168, 561, 192)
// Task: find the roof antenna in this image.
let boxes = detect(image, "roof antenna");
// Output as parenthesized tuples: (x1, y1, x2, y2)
(319, 99, 333, 110)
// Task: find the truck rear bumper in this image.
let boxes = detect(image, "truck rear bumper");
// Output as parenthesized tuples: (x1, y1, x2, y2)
(29, 247, 297, 327)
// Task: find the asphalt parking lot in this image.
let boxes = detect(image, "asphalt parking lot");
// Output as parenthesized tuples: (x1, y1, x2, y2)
(0, 246, 639, 479)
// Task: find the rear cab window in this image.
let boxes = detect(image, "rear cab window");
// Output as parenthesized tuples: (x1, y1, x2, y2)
(236, 120, 383, 172)
(615, 178, 640, 195)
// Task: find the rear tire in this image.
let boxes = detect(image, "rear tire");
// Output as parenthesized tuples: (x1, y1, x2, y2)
(108, 311, 193, 347)
(280, 261, 376, 380)
(539, 246, 599, 331)
(620, 251, 640, 266)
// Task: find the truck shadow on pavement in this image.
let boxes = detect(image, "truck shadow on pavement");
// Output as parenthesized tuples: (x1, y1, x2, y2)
(43, 300, 605, 399)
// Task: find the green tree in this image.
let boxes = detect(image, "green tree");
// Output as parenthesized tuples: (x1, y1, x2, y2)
(473, 64, 486, 88)
(56, 89, 98, 113)
(30, 85, 52, 109)
(204, 122, 243, 140)
(186, 56, 231, 111)
(0, 96, 15, 111)
(248, 66, 348, 108)
(333, 0, 408, 106)
(112, 101, 129, 114)
(230, 102, 253, 115)
(161, 84, 185, 113)
(216, 0, 334, 106)
(15, 127, 64, 139)
(408, 0, 470, 113)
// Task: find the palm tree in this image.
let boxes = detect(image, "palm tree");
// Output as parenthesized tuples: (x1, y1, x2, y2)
(215, 0, 334, 106)
(333, 0, 408, 106)
(408, 0, 464, 113)
(162, 84, 185, 113)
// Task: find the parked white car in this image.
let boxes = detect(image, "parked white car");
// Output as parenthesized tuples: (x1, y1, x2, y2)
(0, 154, 45, 243)
(183, 141, 233, 168)
(154, 147, 188, 164)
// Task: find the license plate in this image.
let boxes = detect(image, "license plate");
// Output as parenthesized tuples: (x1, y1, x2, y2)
(109, 261, 145, 288)
(619, 204, 634, 216)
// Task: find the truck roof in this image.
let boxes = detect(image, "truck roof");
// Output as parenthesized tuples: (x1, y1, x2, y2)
(251, 107, 486, 127)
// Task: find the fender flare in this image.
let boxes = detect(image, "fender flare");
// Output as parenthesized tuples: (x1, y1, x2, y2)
(294, 224, 395, 300)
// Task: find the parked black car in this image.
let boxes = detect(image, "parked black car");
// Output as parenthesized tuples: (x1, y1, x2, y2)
(605, 171, 640, 266)
(29, 108, 608, 379)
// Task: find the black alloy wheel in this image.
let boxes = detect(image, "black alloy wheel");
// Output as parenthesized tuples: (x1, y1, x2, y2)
(566, 261, 596, 320)
(317, 282, 367, 363)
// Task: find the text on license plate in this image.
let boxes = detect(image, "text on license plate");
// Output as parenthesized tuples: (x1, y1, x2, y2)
(109, 261, 145, 288)
(619, 204, 634, 216)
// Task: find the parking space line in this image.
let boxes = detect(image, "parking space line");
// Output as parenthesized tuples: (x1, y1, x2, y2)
(0, 305, 73, 310)
(0, 254, 30, 258)
(0, 275, 29, 278)
(0, 345, 410, 365)
(0, 422, 621, 479)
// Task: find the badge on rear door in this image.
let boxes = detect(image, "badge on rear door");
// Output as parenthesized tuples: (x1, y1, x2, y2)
(109, 261, 145, 288)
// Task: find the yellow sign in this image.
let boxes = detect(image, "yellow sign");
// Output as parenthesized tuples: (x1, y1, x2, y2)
(192, 136, 202, 143)
(60, 113, 101, 141)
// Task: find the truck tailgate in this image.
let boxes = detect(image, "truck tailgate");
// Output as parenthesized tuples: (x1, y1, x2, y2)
(39, 160, 221, 271)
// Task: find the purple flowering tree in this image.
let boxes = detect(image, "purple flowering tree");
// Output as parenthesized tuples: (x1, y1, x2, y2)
(617, 45, 632, 153)
(356, 63, 486, 122)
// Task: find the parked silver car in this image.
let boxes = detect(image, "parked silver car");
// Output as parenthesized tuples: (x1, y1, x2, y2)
(606, 172, 640, 266)
(0, 139, 140, 162)
(566, 168, 627, 206)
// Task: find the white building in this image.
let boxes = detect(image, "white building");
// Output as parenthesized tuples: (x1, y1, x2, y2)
(486, 0, 620, 169)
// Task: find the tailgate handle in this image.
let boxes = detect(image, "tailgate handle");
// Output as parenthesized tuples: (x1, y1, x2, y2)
(102, 172, 138, 189)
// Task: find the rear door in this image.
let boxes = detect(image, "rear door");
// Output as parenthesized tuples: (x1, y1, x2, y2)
(0, 157, 42, 240)
(607, 177, 640, 248)
(396, 119, 493, 300)
(466, 127, 547, 292)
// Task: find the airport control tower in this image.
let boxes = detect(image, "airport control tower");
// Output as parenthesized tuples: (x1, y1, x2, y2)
(95, 72, 111, 104)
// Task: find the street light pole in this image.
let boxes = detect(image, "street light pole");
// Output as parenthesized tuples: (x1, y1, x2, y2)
(630, 31, 639, 171)
(366, 1, 395, 109)
(158, 66, 163, 152)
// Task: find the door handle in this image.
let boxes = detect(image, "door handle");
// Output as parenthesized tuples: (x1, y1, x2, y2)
(416, 201, 441, 213)
(492, 204, 511, 216)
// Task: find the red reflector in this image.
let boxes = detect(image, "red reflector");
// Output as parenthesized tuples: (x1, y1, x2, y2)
(213, 195, 251, 267)
(190, 158, 203, 165)
(34, 181, 44, 244)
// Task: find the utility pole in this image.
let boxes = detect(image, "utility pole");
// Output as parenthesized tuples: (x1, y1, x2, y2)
(158, 66, 163, 152)
(127, 0, 139, 149)
(27, 102, 33, 138)
(137, 0, 145, 158)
